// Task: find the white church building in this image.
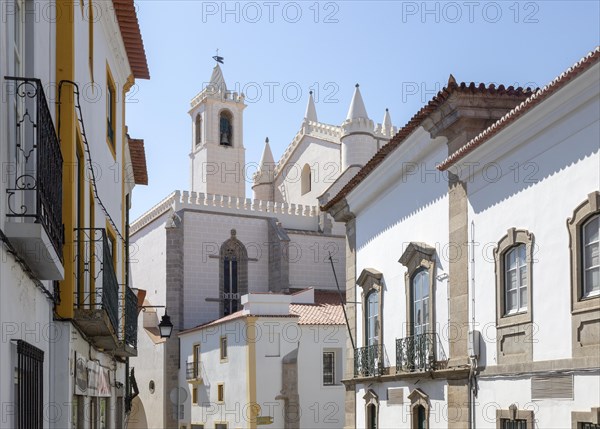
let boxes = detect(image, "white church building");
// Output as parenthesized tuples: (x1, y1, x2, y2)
(128, 62, 397, 428)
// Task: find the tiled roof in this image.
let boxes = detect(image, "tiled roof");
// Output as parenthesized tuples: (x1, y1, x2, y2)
(128, 138, 148, 185)
(178, 290, 347, 336)
(112, 0, 150, 79)
(178, 311, 249, 335)
(290, 303, 345, 325)
(289, 288, 345, 305)
(437, 46, 600, 171)
(321, 79, 537, 211)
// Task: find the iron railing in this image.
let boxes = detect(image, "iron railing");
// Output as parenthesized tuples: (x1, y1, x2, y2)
(5, 77, 63, 259)
(396, 332, 447, 372)
(74, 228, 119, 334)
(186, 361, 201, 380)
(124, 286, 138, 349)
(354, 344, 385, 377)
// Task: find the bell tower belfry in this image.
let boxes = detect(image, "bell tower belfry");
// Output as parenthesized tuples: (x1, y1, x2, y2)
(189, 63, 247, 198)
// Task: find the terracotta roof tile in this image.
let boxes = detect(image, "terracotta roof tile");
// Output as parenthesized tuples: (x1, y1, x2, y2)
(438, 46, 600, 170)
(290, 303, 345, 325)
(112, 0, 150, 79)
(321, 79, 537, 211)
(128, 138, 148, 185)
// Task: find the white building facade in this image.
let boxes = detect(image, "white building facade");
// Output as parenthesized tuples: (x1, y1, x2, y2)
(178, 289, 346, 429)
(439, 47, 600, 429)
(322, 47, 600, 429)
(0, 1, 150, 428)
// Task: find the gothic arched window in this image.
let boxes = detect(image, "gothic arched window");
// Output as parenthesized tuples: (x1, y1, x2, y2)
(195, 114, 202, 146)
(219, 229, 248, 316)
(219, 110, 233, 146)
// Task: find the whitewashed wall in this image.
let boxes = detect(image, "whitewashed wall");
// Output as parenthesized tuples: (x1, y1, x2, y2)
(460, 63, 600, 428)
(275, 136, 341, 206)
(180, 318, 250, 428)
(296, 324, 346, 428)
(465, 80, 600, 365)
(350, 129, 450, 362)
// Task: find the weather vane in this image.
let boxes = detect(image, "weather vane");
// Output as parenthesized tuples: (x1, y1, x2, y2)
(213, 48, 224, 64)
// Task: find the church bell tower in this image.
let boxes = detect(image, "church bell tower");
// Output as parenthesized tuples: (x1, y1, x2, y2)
(189, 62, 247, 198)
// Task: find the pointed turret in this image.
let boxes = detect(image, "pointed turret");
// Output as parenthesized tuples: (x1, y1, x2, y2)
(208, 63, 227, 93)
(383, 108, 392, 130)
(346, 84, 369, 121)
(252, 138, 275, 201)
(341, 84, 377, 171)
(257, 137, 275, 182)
(304, 91, 318, 123)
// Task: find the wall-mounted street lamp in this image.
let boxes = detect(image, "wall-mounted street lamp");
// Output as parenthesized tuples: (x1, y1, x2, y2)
(139, 306, 174, 339)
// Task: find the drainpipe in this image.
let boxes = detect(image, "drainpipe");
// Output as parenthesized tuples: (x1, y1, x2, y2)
(468, 220, 478, 429)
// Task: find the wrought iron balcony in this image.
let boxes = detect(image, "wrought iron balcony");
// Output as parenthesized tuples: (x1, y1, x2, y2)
(354, 344, 386, 377)
(73, 228, 120, 351)
(124, 286, 138, 349)
(3, 77, 64, 280)
(396, 332, 447, 372)
(115, 285, 138, 357)
(186, 361, 202, 382)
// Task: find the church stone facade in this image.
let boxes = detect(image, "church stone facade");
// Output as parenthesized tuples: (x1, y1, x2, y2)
(128, 63, 397, 428)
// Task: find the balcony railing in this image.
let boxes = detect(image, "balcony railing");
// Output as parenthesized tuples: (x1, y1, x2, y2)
(186, 361, 202, 381)
(396, 332, 447, 372)
(74, 228, 119, 338)
(354, 344, 386, 377)
(4, 77, 64, 278)
(123, 286, 138, 350)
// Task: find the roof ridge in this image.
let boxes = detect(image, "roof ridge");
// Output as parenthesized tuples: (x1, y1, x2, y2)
(438, 46, 600, 170)
(321, 74, 537, 211)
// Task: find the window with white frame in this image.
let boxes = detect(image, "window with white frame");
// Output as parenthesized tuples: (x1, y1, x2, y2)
(504, 243, 528, 315)
(322, 351, 335, 385)
(365, 291, 379, 346)
(582, 214, 599, 298)
(411, 269, 430, 336)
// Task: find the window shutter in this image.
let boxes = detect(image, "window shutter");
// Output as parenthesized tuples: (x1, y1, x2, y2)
(531, 374, 573, 400)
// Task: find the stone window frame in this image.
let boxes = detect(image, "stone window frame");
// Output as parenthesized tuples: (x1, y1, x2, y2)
(398, 242, 436, 338)
(363, 389, 379, 429)
(495, 405, 534, 429)
(493, 228, 535, 364)
(408, 388, 430, 429)
(357, 268, 384, 347)
(494, 228, 535, 329)
(571, 407, 600, 429)
(219, 229, 248, 317)
(568, 192, 600, 358)
(567, 192, 600, 313)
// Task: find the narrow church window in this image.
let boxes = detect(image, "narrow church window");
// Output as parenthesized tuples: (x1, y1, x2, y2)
(219, 110, 233, 146)
(301, 164, 311, 195)
(223, 256, 238, 315)
(219, 230, 248, 317)
(195, 114, 202, 146)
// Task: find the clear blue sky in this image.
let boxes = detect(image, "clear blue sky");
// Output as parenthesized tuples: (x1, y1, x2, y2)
(126, 1, 600, 220)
